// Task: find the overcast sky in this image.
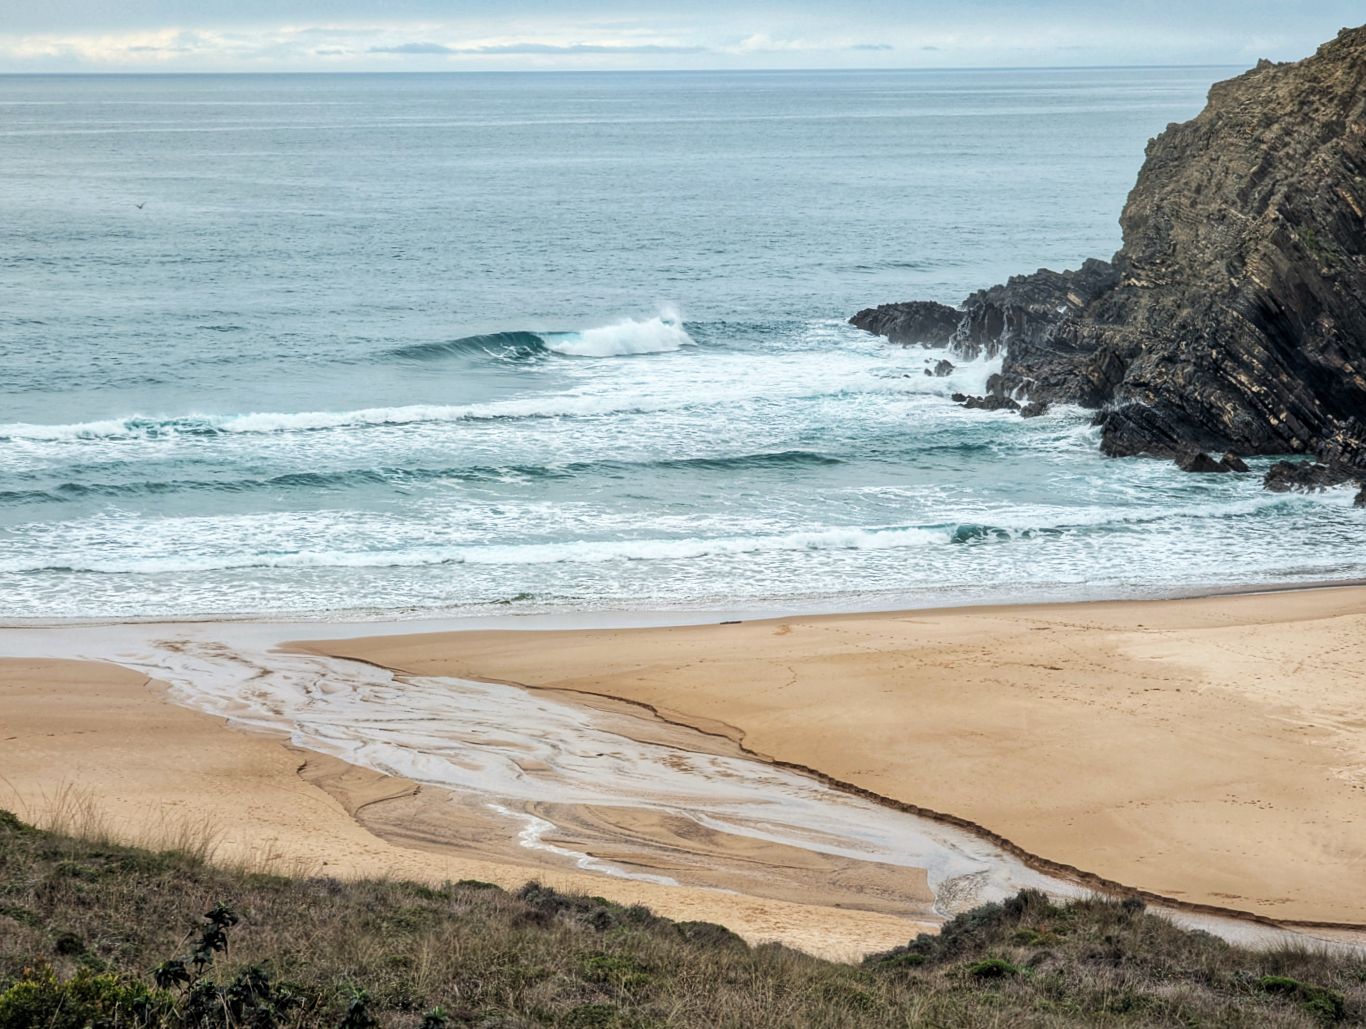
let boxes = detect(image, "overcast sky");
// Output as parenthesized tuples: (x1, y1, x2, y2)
(1, 1, 1360, 72)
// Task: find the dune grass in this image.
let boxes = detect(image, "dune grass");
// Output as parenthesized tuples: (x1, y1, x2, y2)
(0, 809, 1362, 1027)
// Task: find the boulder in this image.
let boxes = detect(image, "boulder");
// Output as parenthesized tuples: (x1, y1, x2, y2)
(1176, 452, 1230, 474)
(1262, 460, 1356, 492)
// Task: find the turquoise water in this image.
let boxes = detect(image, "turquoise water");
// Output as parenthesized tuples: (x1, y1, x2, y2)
(3, 69, 1363, 619)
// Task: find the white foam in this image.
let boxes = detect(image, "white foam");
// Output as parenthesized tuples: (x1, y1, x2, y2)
(543, 308, 694, 357)
(0, 524, 948, 576)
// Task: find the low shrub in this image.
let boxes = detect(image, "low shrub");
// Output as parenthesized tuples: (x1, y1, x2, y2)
(967, 957, 1023, 980)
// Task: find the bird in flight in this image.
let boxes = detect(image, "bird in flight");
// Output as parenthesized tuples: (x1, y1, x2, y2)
(135, 202, 146, 209)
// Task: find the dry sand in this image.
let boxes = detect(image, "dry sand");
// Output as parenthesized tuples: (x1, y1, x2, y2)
(301, 587, 1366, 927)
(0, 657, 929, 961)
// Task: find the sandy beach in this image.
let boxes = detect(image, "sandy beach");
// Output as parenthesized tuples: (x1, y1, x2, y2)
(4, 586, 1365, 962)
(302, 587, 1366, 928)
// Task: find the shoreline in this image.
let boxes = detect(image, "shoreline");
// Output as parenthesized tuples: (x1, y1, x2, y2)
(4, 572, 1366, 634)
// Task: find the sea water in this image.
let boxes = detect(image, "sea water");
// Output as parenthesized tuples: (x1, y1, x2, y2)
(3, 69, 1363, 620)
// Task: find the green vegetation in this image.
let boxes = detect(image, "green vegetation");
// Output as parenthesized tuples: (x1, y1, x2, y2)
(964, 957, 1021, 980)
(1, 810, 1363, 1026)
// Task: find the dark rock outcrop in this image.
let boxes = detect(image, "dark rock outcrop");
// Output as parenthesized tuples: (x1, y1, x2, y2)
(1174, 451, 1249, 474)
(849, 301, 962, 346)
(946, 259, 1121, 367)
(931, 359, 955, 377)
(1262, 460, 1361, 492)
(960, 394, 1020, 412)
(850, 26, 1366, 477)
(1176, 452, 1230, 473)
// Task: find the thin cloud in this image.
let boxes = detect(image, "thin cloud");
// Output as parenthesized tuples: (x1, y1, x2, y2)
(292, 27, 385, 39)
(368, 41, 455, 54)
(467, 42, 706, 54)
(728, 34, 894, 54)
(369, 40, 706, 56)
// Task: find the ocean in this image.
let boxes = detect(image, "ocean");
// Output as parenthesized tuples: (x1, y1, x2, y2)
(3, 68, 1363, 621)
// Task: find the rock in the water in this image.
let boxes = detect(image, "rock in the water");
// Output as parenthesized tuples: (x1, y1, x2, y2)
(1356, 486, 1366, 508)
(931, 359, 955, 377)
(1262, 460, 1357, 492)
(1019, 401, 1049, 419)
(1176, 452, 1230, 473)
(1220, 452, 1250, 473)
(850, 26, 1366, 471)
(849, 301, 962, 346)
(958, 394, 1020, 412)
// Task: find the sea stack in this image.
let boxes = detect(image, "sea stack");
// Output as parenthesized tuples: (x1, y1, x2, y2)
(852, 25, 1366, 472)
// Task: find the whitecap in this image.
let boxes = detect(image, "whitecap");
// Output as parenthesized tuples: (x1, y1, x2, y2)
(543, 308, 694, 357)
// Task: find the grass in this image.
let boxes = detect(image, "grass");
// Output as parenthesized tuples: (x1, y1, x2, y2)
(1, 809, 1363, 1027)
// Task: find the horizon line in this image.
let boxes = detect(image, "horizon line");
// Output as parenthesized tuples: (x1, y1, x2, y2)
(0, 62, 1248, 76)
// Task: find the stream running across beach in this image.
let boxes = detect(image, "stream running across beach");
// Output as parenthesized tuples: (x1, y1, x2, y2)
(5, 68, 1366, 621)
(3, 617, 1355, 951)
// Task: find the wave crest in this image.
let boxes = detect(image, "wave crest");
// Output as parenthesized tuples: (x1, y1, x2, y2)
(0, 450, 843, 505)
(543, 309, 693, 357)
(375, 311, 694, 365)
(384, 332, 548, 362)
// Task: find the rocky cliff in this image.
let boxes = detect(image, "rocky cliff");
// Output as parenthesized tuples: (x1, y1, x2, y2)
(851, 26, 1366, 474)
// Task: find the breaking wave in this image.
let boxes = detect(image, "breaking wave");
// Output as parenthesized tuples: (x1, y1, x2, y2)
(384, 331, 549, 362)
(542, 310, 693, 357)
(377, 311, 694, 364)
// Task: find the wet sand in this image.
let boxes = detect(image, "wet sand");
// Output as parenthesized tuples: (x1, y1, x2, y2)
(301, 587, 1366, 928)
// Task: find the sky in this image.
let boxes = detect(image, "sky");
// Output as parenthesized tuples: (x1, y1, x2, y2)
(0, 1, 1361, 72)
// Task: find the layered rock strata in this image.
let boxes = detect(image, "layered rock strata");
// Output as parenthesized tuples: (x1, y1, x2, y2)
(851, 27, 1366, 480)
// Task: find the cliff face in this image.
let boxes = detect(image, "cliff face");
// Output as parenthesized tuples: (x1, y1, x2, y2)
(851, 26, 1366, 469)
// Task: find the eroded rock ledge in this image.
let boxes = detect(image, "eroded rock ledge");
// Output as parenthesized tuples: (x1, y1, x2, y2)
(851, 26, 1366, 482)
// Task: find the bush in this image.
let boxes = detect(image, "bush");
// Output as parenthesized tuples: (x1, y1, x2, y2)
(873, 951, 927, 970)
(1259, 975, 1346, 1022)
(0, 809, 32, 835)
(582, 954, 652, 991)
(967, 957, 1023, 980)
(0, 967, 167, 1028)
